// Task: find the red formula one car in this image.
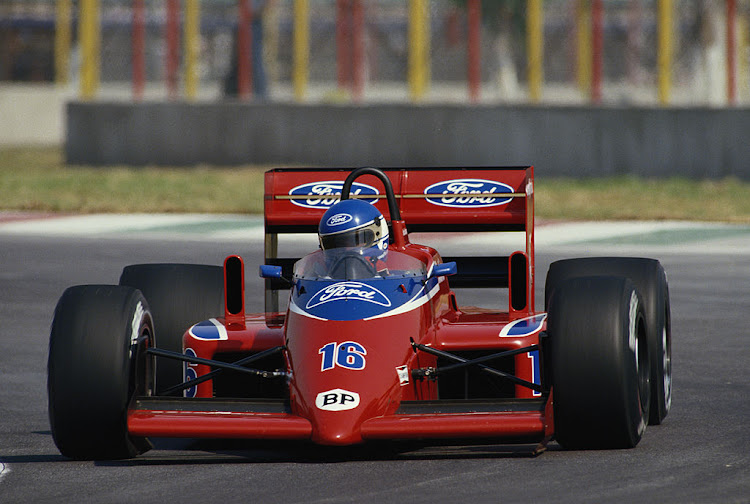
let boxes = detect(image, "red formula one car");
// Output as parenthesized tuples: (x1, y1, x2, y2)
(48, 166, 672, 460)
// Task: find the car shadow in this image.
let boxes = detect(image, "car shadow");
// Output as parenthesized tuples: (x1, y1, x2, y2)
(93, 438, 558, 467)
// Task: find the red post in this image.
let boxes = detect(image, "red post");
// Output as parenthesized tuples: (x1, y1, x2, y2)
(132, 0, 145, 100)
(352, 0, 364, 101)
(165, 0, 180, 99)
(237, 0, 253, 99)
(727, 0, 736, 105)
(591, 0, 604, 104)
(467, 0, 481, 102)
(336, 0, 352, 90)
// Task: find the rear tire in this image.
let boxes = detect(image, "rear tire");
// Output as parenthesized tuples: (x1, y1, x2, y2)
(119, 264, 224, 394)
(48, 285, 154, 460)
(545, 257, 671, 425)
(548, 276, 650, 449)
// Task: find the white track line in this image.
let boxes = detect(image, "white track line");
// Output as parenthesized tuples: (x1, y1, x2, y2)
(0, 213, 259, 235)
(0, 462, 9, 484)
(1, 213, 750, 253)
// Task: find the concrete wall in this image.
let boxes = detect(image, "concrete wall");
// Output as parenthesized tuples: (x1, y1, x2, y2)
(0, 84, 73, 146)
(66, 102, 750, 179)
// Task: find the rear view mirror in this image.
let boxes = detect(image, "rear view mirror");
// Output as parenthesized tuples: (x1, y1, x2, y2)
(259, 265, 283, 279)
(429, 261, 457, 279)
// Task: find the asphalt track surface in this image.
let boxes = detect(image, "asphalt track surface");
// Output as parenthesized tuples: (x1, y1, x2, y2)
(1, 226, 749, 503)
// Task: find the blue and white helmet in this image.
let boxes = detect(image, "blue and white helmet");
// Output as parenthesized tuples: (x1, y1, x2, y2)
(318, 199, 389, 261)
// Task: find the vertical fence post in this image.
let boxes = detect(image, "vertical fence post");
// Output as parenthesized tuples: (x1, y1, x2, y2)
(293, 0, 309, 101)
(657, 0, 672, 105)
(727, 0, 737, 105)
(55, 0, 72, 85)
(166, 0, 180, 99)
(336, 0, 351, 91)
(79, 0, 100, 100)
(739, 12, 748, 101)
(132, 0, 146, 100)
(467, 0, 480, 102)
(409, 0, 430, 101)
(352, 0, 365, 101)
(576, 0, 591, 96)
(184, 0, 200, 100)
(238, 0, 253, 99)
(527, 0, 543, 102)
(591, 0, 603, 104)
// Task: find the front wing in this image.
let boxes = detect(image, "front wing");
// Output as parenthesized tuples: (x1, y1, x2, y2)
(127, 395, 554, 444)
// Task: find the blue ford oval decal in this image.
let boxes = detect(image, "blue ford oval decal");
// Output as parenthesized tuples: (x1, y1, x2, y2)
(424, 179, 514, 208)
(188, 318, 228, 341)
(289, 181, 379, 210)
(499, 314, 547, 338)
(326, 213, 352, 226)
(306, 281, 391, 309)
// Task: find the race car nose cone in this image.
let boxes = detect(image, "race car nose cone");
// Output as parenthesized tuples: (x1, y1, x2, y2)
(310, 413, 365, 446)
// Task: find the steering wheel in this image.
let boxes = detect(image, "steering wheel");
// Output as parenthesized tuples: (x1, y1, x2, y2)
(328, 253, 377, 280)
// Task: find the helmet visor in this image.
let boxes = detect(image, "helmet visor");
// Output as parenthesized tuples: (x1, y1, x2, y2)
(320, 226, 377, 250)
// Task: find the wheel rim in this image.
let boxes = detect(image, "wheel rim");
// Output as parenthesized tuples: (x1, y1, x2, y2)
(130, 315, 155, 400)
(662, 320, 672, 412)
(630, 290, 650, 428)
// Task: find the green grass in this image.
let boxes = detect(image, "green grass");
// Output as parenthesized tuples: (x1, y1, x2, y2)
(535, 176, 750, 223)
(0, 147, 268, 214)
(2, 146, 750, 223)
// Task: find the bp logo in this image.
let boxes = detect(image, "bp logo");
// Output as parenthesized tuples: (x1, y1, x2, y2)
(424, 179, 514, 208)
(315, 389, 361, 411)
(289, 181, 379, 210)
(305, 282, 391, 309)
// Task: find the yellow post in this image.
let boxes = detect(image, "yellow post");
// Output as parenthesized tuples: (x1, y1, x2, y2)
(293, 0, 309, 101)
(184, 0, 200, 100)
(79, 0, 100, 99)
(527, 0, 543, 102)
(657, 0, 673, 105)
(739, 13, 748, 101)
(55, 0, 72, 85)
(409, 0, 430, 101)
(576, 0, 591, 94)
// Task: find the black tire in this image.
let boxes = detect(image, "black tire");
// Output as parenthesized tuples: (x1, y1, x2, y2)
(48, 285, 154, 460)
(545, 257, 671, 425)
(548, 276, 650, 449)
(119, 264, 224, 394)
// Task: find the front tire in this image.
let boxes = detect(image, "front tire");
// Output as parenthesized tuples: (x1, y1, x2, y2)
(548, 276, 650, 449)
(545, 258, 671, 425)
(119, 264, 224, 394)
(48, 285, 154, 460)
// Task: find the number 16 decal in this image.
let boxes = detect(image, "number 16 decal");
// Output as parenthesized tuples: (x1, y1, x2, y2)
(319, 341, 367, 371)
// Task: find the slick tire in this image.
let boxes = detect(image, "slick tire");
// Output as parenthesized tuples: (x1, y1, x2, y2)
(548, 276, 651, 449)
(545, 257, 672, 425)
(119, 264, 224, 394)
(48, 285, 154, 460)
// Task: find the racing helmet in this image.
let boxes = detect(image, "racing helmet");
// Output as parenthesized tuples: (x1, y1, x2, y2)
(318, 199, 389, 261)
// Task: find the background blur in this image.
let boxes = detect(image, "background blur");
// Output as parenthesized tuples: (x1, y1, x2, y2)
(1, 0, 749, 146)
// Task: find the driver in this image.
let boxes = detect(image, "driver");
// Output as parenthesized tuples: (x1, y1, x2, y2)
(318, 199, 389, 273)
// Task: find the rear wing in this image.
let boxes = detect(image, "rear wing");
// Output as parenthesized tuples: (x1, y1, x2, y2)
(263, 167, 535, 312)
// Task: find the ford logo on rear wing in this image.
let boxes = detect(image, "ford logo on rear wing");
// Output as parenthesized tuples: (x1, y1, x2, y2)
(424, 179, 514, 208)
(289, 181, 380, 209)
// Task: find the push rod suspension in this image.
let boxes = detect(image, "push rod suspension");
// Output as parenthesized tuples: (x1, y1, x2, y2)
(147, 346, 287, 389)
(158, 345, 287, 396)
(411, 342, 543, 392)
